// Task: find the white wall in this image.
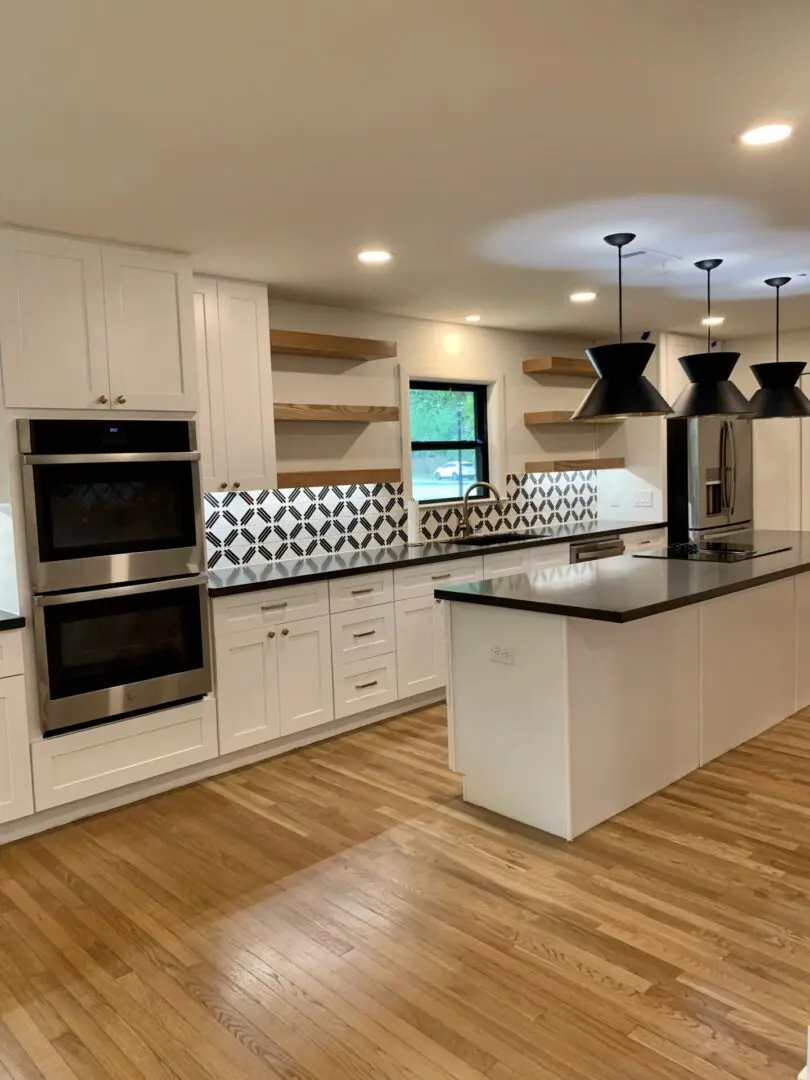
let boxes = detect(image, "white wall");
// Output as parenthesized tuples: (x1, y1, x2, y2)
(268, 299, 626, 485)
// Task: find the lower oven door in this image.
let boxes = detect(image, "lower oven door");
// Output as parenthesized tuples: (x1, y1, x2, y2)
(34, 575, 212, 734)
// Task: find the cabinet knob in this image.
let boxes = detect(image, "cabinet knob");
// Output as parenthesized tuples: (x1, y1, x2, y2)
(219, 482, 228, 490)
(97, 394, 109, 405)
(116, 394, 127, 405)
(232, 481, 241, 490)
(267, 630, 275, 639)
(281, 627, 290, 636)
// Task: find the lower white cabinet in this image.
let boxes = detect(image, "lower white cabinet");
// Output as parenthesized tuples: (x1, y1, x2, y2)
(0, 674, 33, 824)
(277, 615, 334, 736)
(331, 604, 396, 665)
(395, 595, 446, 698)
(31, 698, 218, 811)
(526, 543, 570, 572)
(334, 654, 398, 719)
(483, 549, 528, 579)
(623, 528, 667, 553)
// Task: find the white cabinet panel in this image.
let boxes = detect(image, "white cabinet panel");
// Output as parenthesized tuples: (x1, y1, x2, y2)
(396, 595, 445, 698)
(329, 571, 394, 613)
(0, 675, 33, 824)
(526, 543, 570, 572)
(194, 281, 227, 492)
(0, 631, 24, 681)
(334, 654, 398, 720)
(0, 230, 110, 408)
(218, 280, 277, 492)
(31, 698, 217, 811)
(216, 627, 280, 754)
(394, 556, 483, 600)
(103, 246, 196, 411)
(483, 550, 527, 579)
(622, 528, 666, 553)
(278, 615, 333, 735)
(213, 581, 329, 636)
(331, 604, 396, 665)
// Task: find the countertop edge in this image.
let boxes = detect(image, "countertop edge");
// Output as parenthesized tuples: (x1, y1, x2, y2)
(207, 521, 666, 596)
(0, 615, 25, 631)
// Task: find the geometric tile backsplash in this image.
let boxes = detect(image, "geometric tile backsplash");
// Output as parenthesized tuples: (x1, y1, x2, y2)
(204, 471, 597, 569)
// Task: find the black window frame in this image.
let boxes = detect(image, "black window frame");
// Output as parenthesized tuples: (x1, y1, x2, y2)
(409, 379, 490, 504)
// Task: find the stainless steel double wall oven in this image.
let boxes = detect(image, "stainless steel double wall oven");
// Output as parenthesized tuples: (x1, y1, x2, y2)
(20, 419, 212, 735)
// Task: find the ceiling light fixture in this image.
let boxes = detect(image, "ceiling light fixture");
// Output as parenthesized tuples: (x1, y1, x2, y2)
(357, 249, 392, 265)
(465, 314, 481, 323)
(701, 315, 725, 327)
(669, 259, 750, 418)
(571, 233, 672, 421)
(740, 122, 793, 146)
(569, 291, 597, 303)
(749, 276, 810, 419)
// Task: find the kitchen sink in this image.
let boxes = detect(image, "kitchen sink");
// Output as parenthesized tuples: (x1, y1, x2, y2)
(454, 531, 541, 547)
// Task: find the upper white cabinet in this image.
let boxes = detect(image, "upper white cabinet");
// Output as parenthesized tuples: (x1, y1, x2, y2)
(102, 246, 196, 411)
(194, 277, 277, 493)
(0, 673, 33, 825)
(0, 231, 110, 409)
(0, 229, 197, 412)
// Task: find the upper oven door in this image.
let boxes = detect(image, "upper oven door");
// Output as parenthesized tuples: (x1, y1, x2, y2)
(21, 450, 205, 592)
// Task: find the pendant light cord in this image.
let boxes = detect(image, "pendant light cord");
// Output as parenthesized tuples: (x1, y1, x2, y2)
(776, 282, 780, 363)
(617, 242, 623, 344)
(706, 269, 711, 353)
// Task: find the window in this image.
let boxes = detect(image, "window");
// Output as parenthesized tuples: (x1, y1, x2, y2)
(409, 380, 489, 503)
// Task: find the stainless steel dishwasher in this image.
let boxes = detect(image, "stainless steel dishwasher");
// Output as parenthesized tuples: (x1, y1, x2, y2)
(569, 535, 625, 563)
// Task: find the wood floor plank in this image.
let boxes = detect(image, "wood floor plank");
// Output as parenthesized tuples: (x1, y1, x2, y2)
(1, 703, 809, 1079)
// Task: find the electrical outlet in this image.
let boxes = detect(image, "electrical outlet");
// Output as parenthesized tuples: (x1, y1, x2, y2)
(490, 644, 515, 665)
(633, 489, 653, 508)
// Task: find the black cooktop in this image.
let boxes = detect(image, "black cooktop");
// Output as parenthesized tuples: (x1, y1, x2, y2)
(634, 539, 793, 563)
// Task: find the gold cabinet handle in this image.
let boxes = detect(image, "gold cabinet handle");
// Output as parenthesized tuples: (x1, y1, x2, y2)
(219, 482, 228, 490)
(97, 394, 109, 405)
(116, 394, 127, 405)
(233, 481, 241, 489)
(267, 630, 275, 639)
(281, 627, 290, 636)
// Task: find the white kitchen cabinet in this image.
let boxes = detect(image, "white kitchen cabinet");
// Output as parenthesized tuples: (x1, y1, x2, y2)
(331, 604, 397, 665)
(215, 626, 280, 754)
(483, 549, 527, 579)
(0, 674, 33, 824)
(394, 556, 483, 601)
(396, 594, 446, 698)
(334, 654, 398, 719)
(622, 528, 667, 553)
(277, 615, 333, 735)
(526, 543, 570, 572)
(103, 245, 196, 411)
(194, 277, 277, 493)
(0, 230, 110, 409)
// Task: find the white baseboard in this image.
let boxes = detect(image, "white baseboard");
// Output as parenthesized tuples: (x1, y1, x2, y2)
(1, 689, 444, 846)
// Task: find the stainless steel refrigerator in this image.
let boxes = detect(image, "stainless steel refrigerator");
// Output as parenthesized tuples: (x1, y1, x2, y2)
(667, 417, 753, 540)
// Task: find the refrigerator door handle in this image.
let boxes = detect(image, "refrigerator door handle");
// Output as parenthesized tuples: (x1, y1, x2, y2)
(728, 422, 737, 515)
(719, 422, 729, 513)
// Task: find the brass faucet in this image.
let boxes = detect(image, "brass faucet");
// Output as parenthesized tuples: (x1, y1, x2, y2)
(457, 481, 503, 538)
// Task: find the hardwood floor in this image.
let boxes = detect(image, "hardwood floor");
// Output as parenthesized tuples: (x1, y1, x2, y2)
(0, 703, 808, 1079)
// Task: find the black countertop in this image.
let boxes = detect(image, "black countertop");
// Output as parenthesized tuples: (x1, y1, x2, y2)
(207, 520, 665, 596)
(0, 610, 24, 631)
(435, 530, 810, 623)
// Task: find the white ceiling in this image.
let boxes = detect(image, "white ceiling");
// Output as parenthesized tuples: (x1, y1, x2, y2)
(1, 0, 809, 339)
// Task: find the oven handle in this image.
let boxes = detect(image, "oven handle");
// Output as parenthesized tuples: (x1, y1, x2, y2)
(22, 451, 201, 465)
(34, 573, 209, 607)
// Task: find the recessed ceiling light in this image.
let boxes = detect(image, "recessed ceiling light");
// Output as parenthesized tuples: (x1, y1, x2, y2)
(739, 122, 793, 146)
(569, 291, 597, 303)
(702, 315, 725, 327)
(465, 314, 481, 323)
(357, 249, 392, 264)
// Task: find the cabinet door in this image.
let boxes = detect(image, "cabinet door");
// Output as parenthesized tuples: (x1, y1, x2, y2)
(193, 280, 228, 492)
(526, 543, 570, 572)
(395, 595, 445, 698)
(103, 246, 197, 411)
(218, 280, 277, 492)
(215, 627, 280, 753)
(0, 230, 110, 408)
(483, 549, 528, 579)
(0, 675, 34, 824)
(277, 615, 333, 735)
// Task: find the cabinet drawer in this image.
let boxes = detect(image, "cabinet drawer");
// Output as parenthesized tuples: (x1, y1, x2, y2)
(394, 556, 483, 600)
(333, 654, 398, 720)
(483, 550, 527, 580)
(329, 571, 394, 613)
(331, 604, 396, 665)
(526, 543, 570, 572)
(623, 528, 667, 552)
(31, 697, 218, 811)
(0, 630, 24, 680)
(213, 581, 329, 635)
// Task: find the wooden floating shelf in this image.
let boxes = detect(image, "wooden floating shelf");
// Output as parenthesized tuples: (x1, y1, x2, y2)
(525, 457, 625, 474)
(523, 410, 621, 426)
(276, 468, 402, 489)
(522, 356, 595, 379)
(274, 403, 399, 423)
(269, 329, 397, 362)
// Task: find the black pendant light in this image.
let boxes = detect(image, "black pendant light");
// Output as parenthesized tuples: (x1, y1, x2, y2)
(669, 259, 750, 418)
(749, 276, 810, 419)
(571, 233, 672, 421)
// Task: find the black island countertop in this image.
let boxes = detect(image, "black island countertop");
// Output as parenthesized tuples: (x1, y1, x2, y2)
(207, 519, 664, 596)
(435, 530, 810, 623)
(0, 609, 24, 631)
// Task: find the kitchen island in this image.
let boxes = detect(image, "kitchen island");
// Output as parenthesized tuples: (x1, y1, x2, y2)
(436, 531, 810, 840)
